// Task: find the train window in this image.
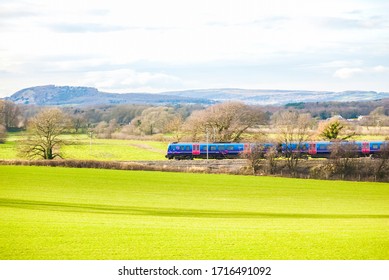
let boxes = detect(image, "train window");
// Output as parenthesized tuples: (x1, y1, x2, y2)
(180, 146, 185, 150)
(210, 146, 216, 151)
(227, 145, 234, 150)
(185, 146, 190, 151)
(175, 146, 180, 150)
(218, 145, 225, 151)
(318, 144, 327, 150)
(202, 146, 207, 151)
(372, 144, 379, 149)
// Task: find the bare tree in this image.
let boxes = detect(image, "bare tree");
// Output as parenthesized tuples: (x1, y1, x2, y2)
(328, 141, 359, 179)
(241, 143, 279, 175)
(71, 115, 87, 133)
(93, 119, 118, 139)
(272, 110, 313, 174)
(241, 143, 266, 175)
(20, 108, 70, 159)
(133, 107, 178, 135)
(0, 124, 6, 143)
(373, 142, 389, 180)
(164, 115, 185, 142)
(0, 100, 23, 129)
(265, 146, 279, 175)
(185, 102, 266, 142)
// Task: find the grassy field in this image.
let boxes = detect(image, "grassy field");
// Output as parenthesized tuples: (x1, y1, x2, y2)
(1, 131, 388, 161)
(0, 165, 388, 260)
(0, 133, 167, 161)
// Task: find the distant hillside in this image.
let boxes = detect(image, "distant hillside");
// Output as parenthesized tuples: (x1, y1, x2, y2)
(160, 88, 389, 105)
(7, 85, 213, 106)
(5, 85, 389, 106)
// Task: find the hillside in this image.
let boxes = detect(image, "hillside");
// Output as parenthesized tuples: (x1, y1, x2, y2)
(161, 88, 389, 105)
(6, 85, 213, 106)
(5, 85, 389, 106)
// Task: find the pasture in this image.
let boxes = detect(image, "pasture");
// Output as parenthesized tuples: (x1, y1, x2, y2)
(0, 133, 167, 161)
(0, 165, 388, 259)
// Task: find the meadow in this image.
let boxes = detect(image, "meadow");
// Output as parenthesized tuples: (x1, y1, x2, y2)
(0, 133, 167, 161)
(0, 165, 388, 259)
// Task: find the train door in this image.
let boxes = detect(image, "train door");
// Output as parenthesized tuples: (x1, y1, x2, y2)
(362, 142, 370, 154)
(192, 144, 200, 156)
(244, 143, 250, 154)
(308, 142, 317, 155)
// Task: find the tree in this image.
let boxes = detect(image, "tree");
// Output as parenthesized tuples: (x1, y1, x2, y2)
(164, 115, 185, 142)
(69, 116, 85, 133)
(272, 110, 313, 174)
(320, 120, 343, 140)
(93, 119, 118, 139)
(241, 143, 278, 175)
(0, 124, 6, 143)
(319, 120, 354, 140)
(185, 102, 266, 142)
(328, 141, 359, 179)
(20, 108, 69, 159)
(372, 142, 389, 180)
(0, 100, 23, 129)
(132, 107, 178, 135)
(241, 143, 266, 175)
(367, 106, 389, 127)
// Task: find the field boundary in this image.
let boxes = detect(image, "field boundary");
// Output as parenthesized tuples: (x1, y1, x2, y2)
(0, 159, 247, 174)
(1, 158, 388, 182)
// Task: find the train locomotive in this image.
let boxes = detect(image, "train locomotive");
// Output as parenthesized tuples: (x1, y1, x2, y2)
(165, 141, 388, 160)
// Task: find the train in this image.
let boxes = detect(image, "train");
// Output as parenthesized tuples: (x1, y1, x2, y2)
(165, 140, 388, 160)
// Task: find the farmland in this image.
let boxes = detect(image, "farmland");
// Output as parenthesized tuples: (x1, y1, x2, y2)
(0, 133, 167, 161)
(1, 165, 388, 259)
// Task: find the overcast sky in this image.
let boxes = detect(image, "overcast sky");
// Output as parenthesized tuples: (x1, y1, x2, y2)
(1, 0, 388, 97)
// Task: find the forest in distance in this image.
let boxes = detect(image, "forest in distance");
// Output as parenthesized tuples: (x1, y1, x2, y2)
(2, 97, 389, 138)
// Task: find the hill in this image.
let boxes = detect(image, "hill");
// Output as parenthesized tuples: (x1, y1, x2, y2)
(161, 88, 389, 105)
(6, 85, 213, 106)
(5, 85, 389, 106)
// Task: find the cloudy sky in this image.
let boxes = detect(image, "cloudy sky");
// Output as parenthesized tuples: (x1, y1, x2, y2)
(1, 0, 388, 97)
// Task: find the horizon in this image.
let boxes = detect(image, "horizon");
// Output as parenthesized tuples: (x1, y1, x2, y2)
(1, 0, 389, 97)
(3, 84, 389, 99)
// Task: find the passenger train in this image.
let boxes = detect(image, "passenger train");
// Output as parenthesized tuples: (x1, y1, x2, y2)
(165, 141, 388, 160)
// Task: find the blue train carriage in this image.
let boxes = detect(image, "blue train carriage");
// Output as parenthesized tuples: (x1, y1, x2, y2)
(308, 141, 332, 158)
(308, 141, 365, 158)
(362, 140, 387, 157)
(369, 141, 386, 156)
(281, 142, 309, 157)
(165, 142, 249, 160)
(307, 140, 387, 158)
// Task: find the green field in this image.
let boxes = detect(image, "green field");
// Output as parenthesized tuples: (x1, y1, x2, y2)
(0, 165, 388, 259)
(0, 133, 167, 161)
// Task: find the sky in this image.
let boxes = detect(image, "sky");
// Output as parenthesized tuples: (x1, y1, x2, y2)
(1, 0, 389, 97)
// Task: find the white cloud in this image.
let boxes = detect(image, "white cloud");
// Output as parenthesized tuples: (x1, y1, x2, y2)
(333, 65, 389, 80)
(372, 65, 389, 73)
(82, 69, 183, 93)
(1, 0, 389, 96)
(333, 68, 364, 79)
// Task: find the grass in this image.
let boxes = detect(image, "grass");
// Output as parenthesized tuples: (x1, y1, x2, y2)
(0, 133, 167, 161)
(0, 165, 388, 260)
(1, 131, 388, 161)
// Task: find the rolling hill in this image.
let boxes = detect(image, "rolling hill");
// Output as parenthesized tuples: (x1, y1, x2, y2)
(6, 85, 213, 106)
(5, 85, 389, 106)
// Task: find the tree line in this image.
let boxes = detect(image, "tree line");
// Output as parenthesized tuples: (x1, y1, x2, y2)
(1, 99, 389, 181)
